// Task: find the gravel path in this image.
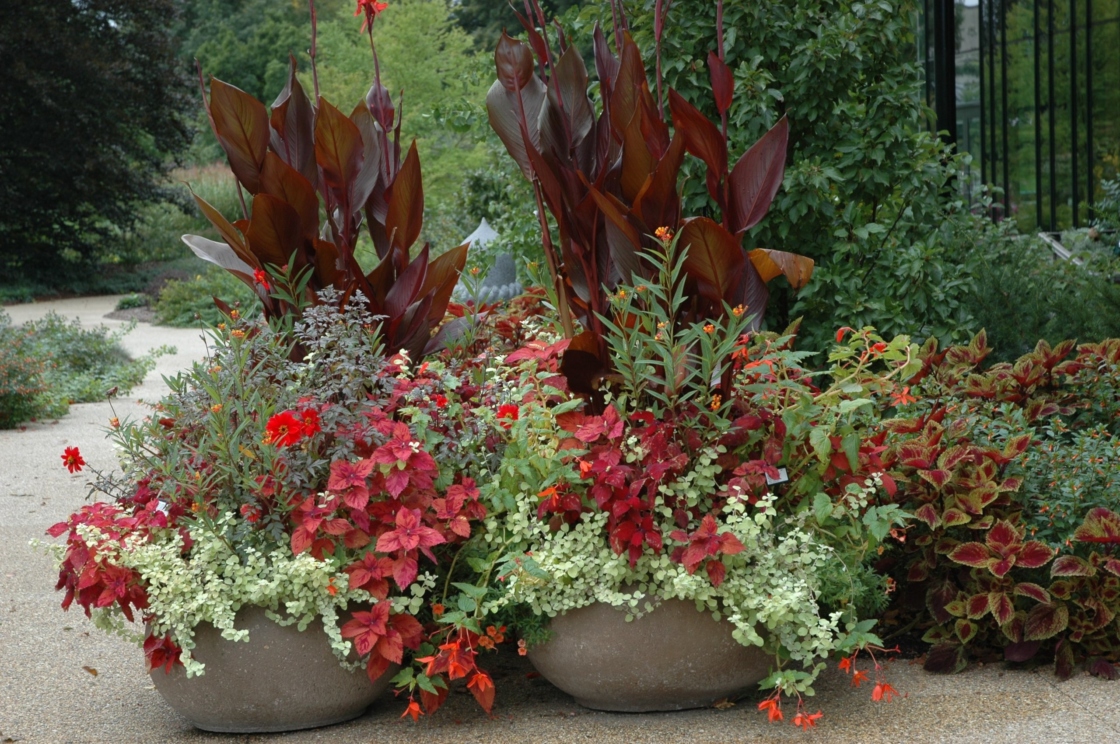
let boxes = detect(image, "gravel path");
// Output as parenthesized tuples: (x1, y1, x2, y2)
(2, 296, 1119, 743)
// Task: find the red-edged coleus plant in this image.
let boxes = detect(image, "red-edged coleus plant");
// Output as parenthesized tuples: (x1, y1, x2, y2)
(881, 331, 1120, 678)
(185, 0, 466, 360)
(486, 0, 813, 396)
(45, 299, 512, 719)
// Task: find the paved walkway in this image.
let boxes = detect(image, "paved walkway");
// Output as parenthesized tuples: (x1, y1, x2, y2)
(1, 297, 1118, 743)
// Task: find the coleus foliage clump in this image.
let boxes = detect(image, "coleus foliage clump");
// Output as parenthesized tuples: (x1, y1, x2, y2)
(881, 333, 1120, 678)
(486, 0, 814, 395)
(185, 0, 465, 359)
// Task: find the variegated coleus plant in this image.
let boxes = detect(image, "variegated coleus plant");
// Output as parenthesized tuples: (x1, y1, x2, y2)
(882, 331, 1120, 678)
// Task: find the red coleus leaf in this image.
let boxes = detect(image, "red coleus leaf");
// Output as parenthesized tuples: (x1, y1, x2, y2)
(1013, 582, 1050, 603)
(1023, 602, 1069, 641)
(340, 603, 390, 657)
(948, 542, 992, 569)
(573, 405, 625, 443)
(1073, 507, 1120, 544)
(989, 592, 1015, 626)
(392, 554, 419, 590)
(1015, 540, 1054, 569)
(985, 520, 1019, 554)
(1051, 555, 1095, 577)
(706, 560, 727, 587)
(966, 593, 990, 619)
(376, 508, 446, 559)
(328, 458, 375, 492)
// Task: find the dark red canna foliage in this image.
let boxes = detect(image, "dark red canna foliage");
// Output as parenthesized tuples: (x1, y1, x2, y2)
(486, 0, 813, 395)
(187, 43, 466, 360)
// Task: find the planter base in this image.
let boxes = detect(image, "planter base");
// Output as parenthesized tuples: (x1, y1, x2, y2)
(528, 599, 771, 712)
(150, 607, 395, 733)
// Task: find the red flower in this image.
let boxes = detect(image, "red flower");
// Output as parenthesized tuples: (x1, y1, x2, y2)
(299, 408, 321, 437)
(401, 699, 422, 722)
(61, 447, 86, 473)
(253, 269, 271, 291)
(432, 394, 448, 409)
(835, 326, 853, 343)
(871, 682, 899, 702)
(354, 0, 389, 32)
(497, 404, 519, 428)
(792, 709, 823, 730)
(758, 697, 783, 723)
(264, 411, 303, 447)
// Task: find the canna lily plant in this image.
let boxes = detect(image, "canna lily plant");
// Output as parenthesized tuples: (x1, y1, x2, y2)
(486, 0, 814, 397)
(184, 0, 466, 360)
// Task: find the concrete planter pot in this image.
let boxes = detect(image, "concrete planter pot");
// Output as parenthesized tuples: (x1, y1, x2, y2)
(527, 599, 771, 712)
(150, 606, 396, 733)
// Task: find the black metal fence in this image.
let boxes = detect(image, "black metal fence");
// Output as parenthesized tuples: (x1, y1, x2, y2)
(919, 0, 1120, 232)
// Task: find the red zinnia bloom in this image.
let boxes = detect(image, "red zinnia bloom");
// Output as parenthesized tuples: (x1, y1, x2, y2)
(61, 446, 86, 473)
(497, 404, 519, 428)
(299, 408, 321, 437)
(264, 411, 303, 447)
(253, 269, 271, 291)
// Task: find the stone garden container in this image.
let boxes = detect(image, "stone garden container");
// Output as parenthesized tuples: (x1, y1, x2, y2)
(527, 599, 772, 712)
(150, 606, 396, 733)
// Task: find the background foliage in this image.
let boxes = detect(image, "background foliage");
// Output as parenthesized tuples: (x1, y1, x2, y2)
(0, 0, 192, 285)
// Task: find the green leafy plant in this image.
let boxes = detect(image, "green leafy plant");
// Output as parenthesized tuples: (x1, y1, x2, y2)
(0, 311, 168, 428)
(0, 311, 48, 429)
(153, 267, 257, 327)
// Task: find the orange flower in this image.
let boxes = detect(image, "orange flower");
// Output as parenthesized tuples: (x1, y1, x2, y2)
(517, 638, 528, 656)
(231, 329, 246, 339)
(732, 304, 746, 317)
(431, 603, 445, 617)
(890, 385, 917, 407)
(400, 699, 422, 722)
(757, 697, 782, 723)
(871, 682, 899, 702)
(703, 323, 716, 334)
(851, 669, 870, 687)
(210, 404, 222, 413)
(327, 578, 338, 596)
(709, 394, 722, 411)
(835, 326, 853, 342)
(654, 226, 674, 242)
(792, 710, 822, 730)
(109, 417, 120, 429)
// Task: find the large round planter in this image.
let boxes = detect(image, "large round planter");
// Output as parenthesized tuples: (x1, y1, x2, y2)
(150, 606, 397, 733)
(527, 599, 771, 712)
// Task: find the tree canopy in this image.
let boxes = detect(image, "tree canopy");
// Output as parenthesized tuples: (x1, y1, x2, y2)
(0, 0, 192, 282)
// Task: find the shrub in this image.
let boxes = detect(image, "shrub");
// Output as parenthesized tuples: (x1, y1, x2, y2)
(0, 312, 48, 428)
(0, 312, 168, 428)
(153, 268, 257, 327)
(963, 225, 1120, 362)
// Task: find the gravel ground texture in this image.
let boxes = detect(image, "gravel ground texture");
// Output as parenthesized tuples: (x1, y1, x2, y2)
(2, 296, 1119, 744)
